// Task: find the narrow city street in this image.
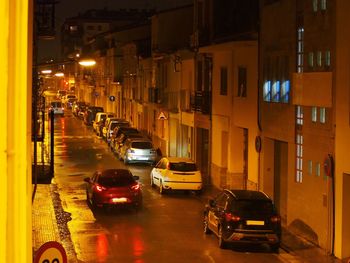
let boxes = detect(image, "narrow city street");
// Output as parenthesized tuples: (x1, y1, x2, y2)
(50, 110, 291, 263)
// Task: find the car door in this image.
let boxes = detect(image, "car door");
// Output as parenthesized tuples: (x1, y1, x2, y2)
(208, 192, 229, 234)
(152, 159, 166, 187)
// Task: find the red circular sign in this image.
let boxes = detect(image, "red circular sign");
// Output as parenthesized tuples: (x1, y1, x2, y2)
(34, 241, 67, 263)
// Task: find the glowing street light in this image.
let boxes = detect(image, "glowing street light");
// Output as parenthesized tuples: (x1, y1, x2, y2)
(54, 72, 64, 77)
(78, 59, 96, 67)
(41, 69, 52, 74)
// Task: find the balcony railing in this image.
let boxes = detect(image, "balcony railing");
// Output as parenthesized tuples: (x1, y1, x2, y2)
(190, 90, 211, 114)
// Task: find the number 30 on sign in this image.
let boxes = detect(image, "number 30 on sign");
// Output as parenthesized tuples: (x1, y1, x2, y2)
(34, 241, 67, 263)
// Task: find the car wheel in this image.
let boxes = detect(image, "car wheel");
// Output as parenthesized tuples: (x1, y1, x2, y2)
(159, 181, 166, 195)
(203, 214, 211, 234)
(218, 226, 227, 249)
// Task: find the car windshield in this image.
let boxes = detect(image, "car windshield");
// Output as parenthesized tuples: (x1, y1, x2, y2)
(169, 162, 197, 172)
(230, 200, 274, 216)
(98, 175, 134, 187)
(131, 141, 153, 149)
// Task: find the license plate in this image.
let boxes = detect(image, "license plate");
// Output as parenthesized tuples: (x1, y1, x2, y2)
(246, 220, 265, 226)
(111, 197, 127, 203)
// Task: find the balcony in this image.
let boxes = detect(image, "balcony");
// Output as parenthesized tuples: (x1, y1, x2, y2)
(292, 72, 332, 107)
(191, 91, 211, 114)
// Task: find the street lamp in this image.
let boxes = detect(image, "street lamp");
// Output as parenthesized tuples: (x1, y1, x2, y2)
(78, 58, 96, 67)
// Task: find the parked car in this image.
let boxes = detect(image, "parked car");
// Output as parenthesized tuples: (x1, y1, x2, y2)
(48, 101, 64, 116)
(92, 112, 115, 134)
(101, 118, 128, 139)
(56, 90, 66, 99)
(119, 138, 157, 165)
(110, 127, 140, 147)
(84, 106, 104, 125)
(105, 119, 130, 143)
(150, 157, 202, 194)
(84, 168, 142, 210)
(203, 189, 281, 252)
(72, 101, 87, 117)
(111, 133, 145, 154)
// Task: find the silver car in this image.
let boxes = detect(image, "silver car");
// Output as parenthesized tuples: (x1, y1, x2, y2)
(119, 138, 157, 165)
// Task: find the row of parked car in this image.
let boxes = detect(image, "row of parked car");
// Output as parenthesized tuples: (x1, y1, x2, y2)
(73, 101, 282, 253)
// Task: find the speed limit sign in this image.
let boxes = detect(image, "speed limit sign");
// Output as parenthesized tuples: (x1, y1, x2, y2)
(34, 241, 67, 263)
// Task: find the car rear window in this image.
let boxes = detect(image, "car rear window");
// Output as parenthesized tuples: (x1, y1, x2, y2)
(169, 162, 197, 172)
(131, 141, 153, 149)
(230, 200, 274, 216)
(98, 175, 134, 187)
(51, 102, 62, 107)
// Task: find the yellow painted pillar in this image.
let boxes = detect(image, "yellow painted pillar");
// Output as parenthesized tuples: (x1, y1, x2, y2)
(0, 0, 33, 262)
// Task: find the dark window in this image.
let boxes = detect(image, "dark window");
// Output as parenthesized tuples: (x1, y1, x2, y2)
(220, 67, 228, 95)
(238, 67, 247, 97)
(131, 141, 153, 149)
(229, 200, 274, 216)
(98, 175, 134, 187)
(169, 162, 197, 172)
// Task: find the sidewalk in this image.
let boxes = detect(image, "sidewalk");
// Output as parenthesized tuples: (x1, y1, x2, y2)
(32, 182, 347, 263)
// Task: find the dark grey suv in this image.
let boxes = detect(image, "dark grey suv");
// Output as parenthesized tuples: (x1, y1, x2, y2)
(203, 189, 281, 252)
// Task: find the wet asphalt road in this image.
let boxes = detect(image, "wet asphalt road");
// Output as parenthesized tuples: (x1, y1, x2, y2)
(51, 110, 292, 263)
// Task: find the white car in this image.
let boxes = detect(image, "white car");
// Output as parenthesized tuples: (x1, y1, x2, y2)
(49, 101, 64, 116)
(150, 157, 203, 194)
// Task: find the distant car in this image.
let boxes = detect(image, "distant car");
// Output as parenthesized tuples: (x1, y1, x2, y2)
(84, 169, 142, 210)
(150, 157, 202, 194)
(102, 117, 129, 140)
(119, 138, 157, 165)
(93, 112, 115, 134)
(48, 101, 64, 116)
(112, 133, 145, 154)
(203, 189, 281, 252)
(84, 106, 104, 125)
(56, 90, 66, 99)
(72, 101, 87, 117)
(105, 119, 130, 143)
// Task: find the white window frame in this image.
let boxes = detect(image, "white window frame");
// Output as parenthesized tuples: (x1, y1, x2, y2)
(325, 50, 331, 67)
(312, 107, 317, 122)
(317, 51, 322, 67)
(320, 0, 327, 10)
(263, 80, 272, 102)
(320, 107, 326, 123)
(313, 0, 318, 12)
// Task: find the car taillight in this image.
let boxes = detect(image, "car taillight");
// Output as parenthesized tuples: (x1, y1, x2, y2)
(95, 184, 107, 192)
(270, 215, 281, 223)
(131, 184, 140, 191)
(225, 212, 241, 222)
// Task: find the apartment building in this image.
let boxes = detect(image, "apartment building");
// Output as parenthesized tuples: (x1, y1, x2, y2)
(260, 0, 350, 259)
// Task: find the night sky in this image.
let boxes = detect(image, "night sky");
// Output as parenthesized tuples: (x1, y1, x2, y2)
(37, 0, 192, 62)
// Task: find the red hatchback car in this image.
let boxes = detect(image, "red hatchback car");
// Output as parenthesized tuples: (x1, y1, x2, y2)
(84, 169, 142, 210)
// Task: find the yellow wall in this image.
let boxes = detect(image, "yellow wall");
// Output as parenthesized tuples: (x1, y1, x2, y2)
(335, 0, 350, 258)
(0, 0, 32, 262)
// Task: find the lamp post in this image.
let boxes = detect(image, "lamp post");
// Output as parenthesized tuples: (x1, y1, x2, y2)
(77, 58, 96, 105)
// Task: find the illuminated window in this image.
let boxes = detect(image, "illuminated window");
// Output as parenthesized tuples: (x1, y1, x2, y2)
(315, 162, 321, 176)
(308, 52, 314, 68)
(296, 106, 304, 125)
(297, 28, 304, 73)
(325, 51, 331, 67)
(69, 25, 78, 32)
(281, 80, 290, 103)
(263, 80, 271, 102)
(320, 0, 327, 10)
(312, 107, 317, 122)
(296, 133, 303, 183)
(320, 107, 326, 123)
(272, 81, 280, 102)
(317, 51, 322, 67)
(308, 160, 313, 175)
(313, 0, 318, 12)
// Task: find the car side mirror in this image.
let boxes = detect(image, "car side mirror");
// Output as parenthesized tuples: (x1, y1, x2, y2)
(133, 175, 140, 181)
(83, 177, 90, 183)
